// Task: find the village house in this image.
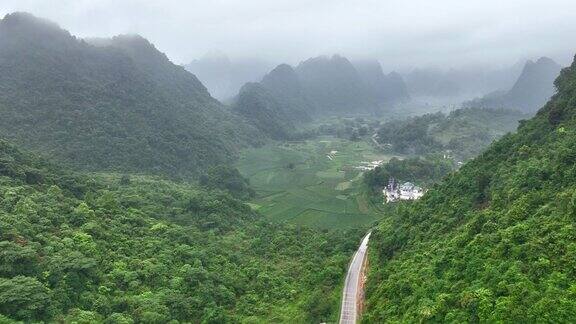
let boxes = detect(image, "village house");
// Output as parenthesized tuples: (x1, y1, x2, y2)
(384, 178, 425, 203)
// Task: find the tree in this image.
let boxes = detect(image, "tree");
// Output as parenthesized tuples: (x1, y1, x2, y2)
(0, 276, 49, 321)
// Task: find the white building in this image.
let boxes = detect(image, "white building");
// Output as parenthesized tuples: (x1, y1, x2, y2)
(355, 160, 384, 171)
(399, 182, 424, 200)
(383, 178, 425, 203)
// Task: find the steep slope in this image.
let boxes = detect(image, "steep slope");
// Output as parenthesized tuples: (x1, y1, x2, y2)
(465, 57, 562, 113)
(232, 82, 298, 140)
(0, 12, 257, 179)
(296, 55, 378, 115)
(259, 64, 315, 121)
(232, 56, 408, 134)
(0, 138, 361, 323)
(354, 60, 410, 106)
(185, 52, 271, 101)
(231, 64, 315, 139)
(364, 57, 576, 322)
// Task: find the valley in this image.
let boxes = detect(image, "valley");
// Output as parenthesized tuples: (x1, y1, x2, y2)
(0, 6, 575, 324)
(236, 136, 396, 229)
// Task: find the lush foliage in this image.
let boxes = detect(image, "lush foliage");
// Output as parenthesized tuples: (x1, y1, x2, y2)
(363, 58, 576, 322)
(363, 157, 453, 192)
(313, 117, 379, 142)
(376, 107, 527, 160)
(0, 140, 362, 323)
(0, 13, 258, 179)
(232, 83, 301, 140)
(199, 165, 256, 200)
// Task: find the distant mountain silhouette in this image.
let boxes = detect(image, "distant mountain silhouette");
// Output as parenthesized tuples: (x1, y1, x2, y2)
(464, 57, 562, 112)
(0, 12, 258, 178)
(231, 64, 313, 139)
(404, 63, 526, 101)
(260, 64, 315, 121)
(232, 83, 299, 140)
(295, 55, 378, 114)
(185, 52, 272, 101)
(354, 60, 410, 105)
(232, 55, 415, 135)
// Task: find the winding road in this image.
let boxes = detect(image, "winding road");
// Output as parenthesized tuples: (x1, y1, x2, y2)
(339, 232, 371, 324)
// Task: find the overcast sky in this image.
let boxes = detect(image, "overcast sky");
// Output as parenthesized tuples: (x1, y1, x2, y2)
(1, 0, 575, 70)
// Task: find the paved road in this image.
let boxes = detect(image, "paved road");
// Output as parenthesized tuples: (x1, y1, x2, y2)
(339, 232, 371, 324)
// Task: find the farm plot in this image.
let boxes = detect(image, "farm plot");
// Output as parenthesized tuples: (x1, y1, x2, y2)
(236, 137, 389, 229)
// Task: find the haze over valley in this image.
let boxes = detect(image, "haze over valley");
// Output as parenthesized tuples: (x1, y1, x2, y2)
(1, 1, 576, 323)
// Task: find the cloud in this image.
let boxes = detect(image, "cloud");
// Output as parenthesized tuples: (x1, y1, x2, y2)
(1, 0, 575, 69)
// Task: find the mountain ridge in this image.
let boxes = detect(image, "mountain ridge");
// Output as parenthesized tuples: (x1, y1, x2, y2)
(464, 57, 562, 112)
(364, 55, 576, 322)
(0, 12, 259, 179)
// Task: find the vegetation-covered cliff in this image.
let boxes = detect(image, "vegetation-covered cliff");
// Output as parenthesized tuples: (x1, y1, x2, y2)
(0, 12, 258, 179)
(364, 56, 576, 322)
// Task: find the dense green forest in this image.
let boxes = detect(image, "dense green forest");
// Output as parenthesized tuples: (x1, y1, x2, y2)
(376, 107, 528, 159)
(0, 139, 363, 323)
(231, 63, 325, 140)
(363, 157, 453, 193)
(363, 57, 576, 322)
(0, 13, 258, 179)
(232, 83, 302, 140)
(4, 8, 576, 324)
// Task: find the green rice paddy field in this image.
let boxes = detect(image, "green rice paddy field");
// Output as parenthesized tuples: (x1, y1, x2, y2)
(236, 136, 398, 229)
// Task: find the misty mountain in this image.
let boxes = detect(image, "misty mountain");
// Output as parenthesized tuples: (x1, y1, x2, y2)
(404, 62, 526, 102)
(232, 56, 414, 135)
(185, 52, 272, 101)
(295, 55, 379, 115)
(0, 12, 258, 178)
(404, 68, 458, 98)
(232, 83, 298, 140)
(354, 60, 410, 105)
(231, 64, 314, 139)
(259, 64, 315, 121)
(465, 57, 562, 112)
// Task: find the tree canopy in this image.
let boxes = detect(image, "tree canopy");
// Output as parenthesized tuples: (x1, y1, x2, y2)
(363, 57, 576, 322)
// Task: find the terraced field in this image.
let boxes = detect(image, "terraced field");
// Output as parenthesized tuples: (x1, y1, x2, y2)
(236, 136, 397, 229)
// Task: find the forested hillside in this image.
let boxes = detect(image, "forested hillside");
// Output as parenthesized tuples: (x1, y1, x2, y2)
(364, 56, 576, 322)
(231, 64, 314, 139)
(376, 107, 527, 159)
(259, 64, 316, 121)
(233, 56, 412, 136)
(0, 138, 362, 323)
(232, 83, 301, 140)
(0, 12, 258, 179)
